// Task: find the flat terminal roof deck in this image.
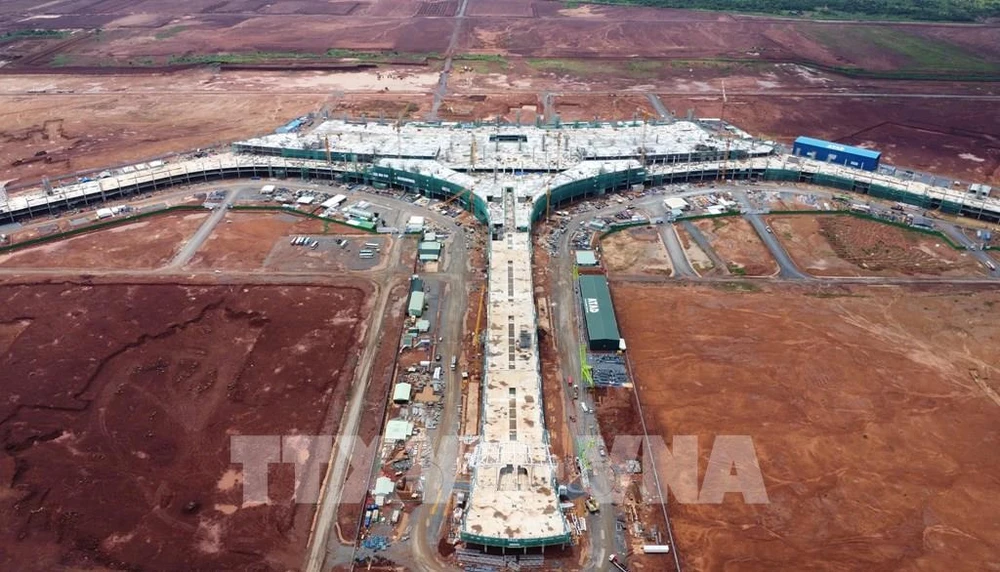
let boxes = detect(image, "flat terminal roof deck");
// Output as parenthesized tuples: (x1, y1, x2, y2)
(463, 219, 568, 545)
(243, 120, 773, 172)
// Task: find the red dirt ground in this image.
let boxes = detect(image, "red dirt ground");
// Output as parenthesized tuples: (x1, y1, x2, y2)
(600, 226, 673, 276)
(0, 282, 373, 571)
(461, 6, 1000, 66)
(554, 94, 656, 123)
(767, 214, 987, 277)
(692, 216, 777, 276)
(187, 211, 367, 271)
(0, 89, 325, 188)
(437, 93, 541, 123)
(659, 94, 1000, 185)
(611, 281, 1000, 571)
(0, 211, 208, 269)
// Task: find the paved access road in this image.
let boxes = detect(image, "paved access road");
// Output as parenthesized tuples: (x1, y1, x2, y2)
(730, 190, 809, 280)
(937, 222, 1000, 278)
(659, 222, 697, 277)
(166, 188, 241, 268)
(681, 219, 728, 273)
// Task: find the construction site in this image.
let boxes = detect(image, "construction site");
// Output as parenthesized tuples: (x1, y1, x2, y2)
(3, 0, 1000, 564)
(0, 109, 997, 572)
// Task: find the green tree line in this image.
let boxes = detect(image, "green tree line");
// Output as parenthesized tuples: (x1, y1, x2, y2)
(587, 0, 1000, 21)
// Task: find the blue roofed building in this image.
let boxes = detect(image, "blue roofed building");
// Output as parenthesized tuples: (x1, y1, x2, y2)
(793, 136, 881, 172)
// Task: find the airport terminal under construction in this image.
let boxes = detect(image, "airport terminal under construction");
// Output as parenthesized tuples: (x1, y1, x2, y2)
(2, 116, 999, 571)
(3, 120, 1000, 227)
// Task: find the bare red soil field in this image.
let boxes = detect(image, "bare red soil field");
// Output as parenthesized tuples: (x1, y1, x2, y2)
(600, 226, 673, 276)
(0, 282, 372, 570)
(693, 216, 777, 276)
(611, 281, 1000, 571)
(186, 211, 367, 271)
(461, 5, 1000, 67)
(438, 92, 541, 122)
(0, 211, 208, 269)
(0, 88, 325, 188)
(660, 93, 1000, 185)
(554, 94, 655, 122)
(767, 214, 986, 277)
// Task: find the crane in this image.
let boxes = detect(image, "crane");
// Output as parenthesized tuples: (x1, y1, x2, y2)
(718, 80, 732, 182)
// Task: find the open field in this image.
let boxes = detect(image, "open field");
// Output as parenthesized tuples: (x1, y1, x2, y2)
(0, 69, 438, 188)
(659, 93, 1000, 185)
(767, 214, 987, 277)
(552, 93, 656, 122)
(186, 211, 369, 271)
(610, 282, 1000, 571)
(600, 226, 673, 275)
(0, 211, 208, 269)
(438, 92, 541, 122)
(460, 6, 1000, 73)
(692, 216, 777, 276)
(0, 282, 372, 571)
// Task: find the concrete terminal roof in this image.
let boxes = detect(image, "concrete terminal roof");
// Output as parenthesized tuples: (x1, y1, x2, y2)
(241, 119, 773, 172)
(462, 210, 568, 546)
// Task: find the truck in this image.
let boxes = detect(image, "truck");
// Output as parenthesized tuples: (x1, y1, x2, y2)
(450, 356, 457, 371)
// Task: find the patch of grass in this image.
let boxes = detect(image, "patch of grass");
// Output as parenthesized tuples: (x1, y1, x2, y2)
(454, 53, 506, 62)
(50, 53, 73, 67)
(166, 49, 433, 65)
(711, 218, 728, 231)
(168, 51, 323, 65)
(453, 54, 510, 73)
(572, 1, 999, 22)
(527, 57, 667, 79)
(809, 26, 998, 74)
(806, 291, 870, 299)
(727, 264, 747, 276)
(154, 25, 186, 40)
(328, 49, 433, 63)
(716, 281, 761, 293)
(527, 58, 600, 76)
(0, 29, 69, 43)
(626, 59, 664, 77)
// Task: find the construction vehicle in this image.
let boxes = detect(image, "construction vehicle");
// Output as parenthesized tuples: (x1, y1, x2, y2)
(608, 554, 629, 572)
(584, 496, 599, 514)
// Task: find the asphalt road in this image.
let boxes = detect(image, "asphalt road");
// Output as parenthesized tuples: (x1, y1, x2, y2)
(646, 93, 672, 120)
(659, 222, 698, 277)
(166, 188, 241, 268)
(937, 222, 1000, 278)
(681, 219, 729, 273)
(731, 190, 810, 280)
(553, 204, 651, 571)
(428, 0, 471, 120)
(303, 244, 403, 572)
